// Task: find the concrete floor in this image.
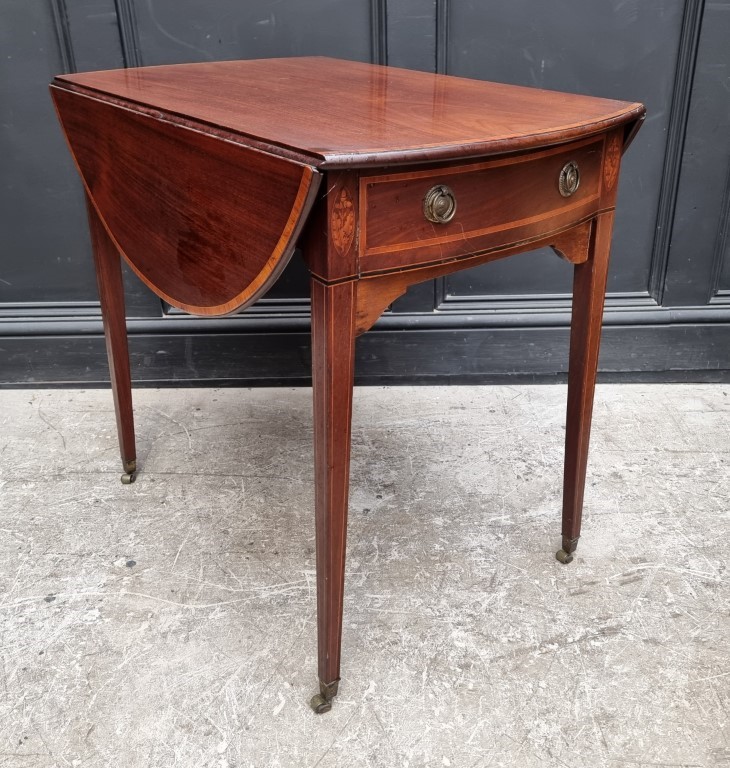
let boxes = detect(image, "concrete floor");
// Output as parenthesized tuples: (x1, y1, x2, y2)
(0, 384, 728, 768)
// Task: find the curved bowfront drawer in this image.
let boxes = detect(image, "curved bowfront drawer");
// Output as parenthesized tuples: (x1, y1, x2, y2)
(359, 137, 605, 274)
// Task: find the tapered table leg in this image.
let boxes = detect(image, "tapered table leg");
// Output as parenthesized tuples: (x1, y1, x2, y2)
(86, 196, 137, 484)
(559, 211, 615, 564)
(309, 278, 356, 713)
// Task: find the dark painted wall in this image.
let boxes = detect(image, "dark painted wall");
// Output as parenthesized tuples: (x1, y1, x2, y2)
(1, 0, 729, 385)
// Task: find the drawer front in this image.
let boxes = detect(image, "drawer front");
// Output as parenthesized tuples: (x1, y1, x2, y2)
(359, 137, 604, 274)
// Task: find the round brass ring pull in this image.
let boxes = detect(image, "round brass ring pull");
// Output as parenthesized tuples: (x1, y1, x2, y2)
(559, 161, 580, 197)
(423, 184, 457, 224)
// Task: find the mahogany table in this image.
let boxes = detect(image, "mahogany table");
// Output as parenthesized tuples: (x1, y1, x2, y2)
(51, 57, 644, 714)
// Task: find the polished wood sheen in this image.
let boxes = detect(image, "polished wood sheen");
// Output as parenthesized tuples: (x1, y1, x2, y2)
(86, 196, 136, 478)
(311, 277, 357, 694)
(52, 86, 319, 315)
(53, 57, 644, 167)
(51, 57, 645, 713)
(359, 137, 604, 273)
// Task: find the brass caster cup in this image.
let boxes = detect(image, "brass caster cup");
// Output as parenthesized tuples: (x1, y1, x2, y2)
(555, 549, 574, 564)
(310, 693, 332, 714)
(310, 679, 338, 714)
(121, 460, 137, 485)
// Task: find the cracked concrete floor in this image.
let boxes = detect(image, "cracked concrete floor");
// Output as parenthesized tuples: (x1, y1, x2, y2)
(0, 384, 728, 768)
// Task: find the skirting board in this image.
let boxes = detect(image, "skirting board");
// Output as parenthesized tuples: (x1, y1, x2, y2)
(1, 323, 729, 387)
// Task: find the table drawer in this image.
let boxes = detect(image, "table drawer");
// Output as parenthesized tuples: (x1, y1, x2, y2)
(359, 137, 604, 273)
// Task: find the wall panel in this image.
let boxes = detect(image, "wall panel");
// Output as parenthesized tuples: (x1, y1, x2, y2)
(0, 0, 97, 304)
(130, 0, 373, 65)
(1, 0, 728, 384)
(445, 0, 687, 302)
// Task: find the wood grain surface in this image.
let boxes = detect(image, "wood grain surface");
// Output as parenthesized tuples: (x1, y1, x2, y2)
(50, 57, 645, 711)
(359, 137, 604, 273)
(86, 196, 136, 473)
(310, 276, 357, 692)
(52, 85, 319, 315)
(53, 57, 645, 168)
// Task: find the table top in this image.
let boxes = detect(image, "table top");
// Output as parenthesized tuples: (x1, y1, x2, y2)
(53, 57, 644, 169)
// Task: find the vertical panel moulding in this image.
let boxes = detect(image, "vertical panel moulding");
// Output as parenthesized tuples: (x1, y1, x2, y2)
(709, 159, 730, 302)
(434, 0, 450, 307)
(370, 0, 388, 65)
(647, 0, 705, 304)
(435, 0, 449, 75)
(114, 0, 143, 68)
(49, 0, 77, 74)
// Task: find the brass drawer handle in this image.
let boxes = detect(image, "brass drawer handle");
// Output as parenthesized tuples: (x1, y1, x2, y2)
(424, 184, 457, 224)
(559, 161, 580, 197)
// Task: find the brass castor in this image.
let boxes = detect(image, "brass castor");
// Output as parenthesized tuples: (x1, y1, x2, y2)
(309, 679, 339, 714)
(309, 694, 332, 714)
(555, 549, 573, 564)
(556, 535, 579, 565)
(121, 460, 137, 485)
